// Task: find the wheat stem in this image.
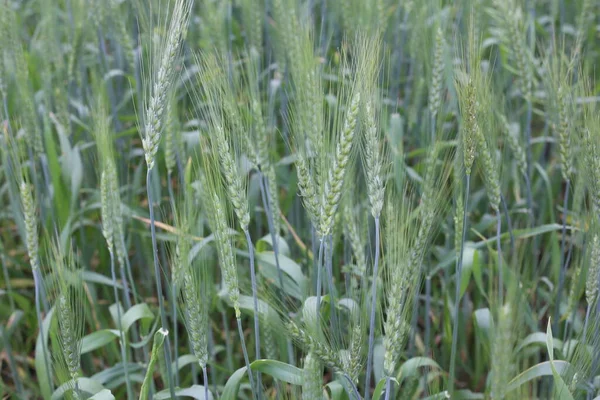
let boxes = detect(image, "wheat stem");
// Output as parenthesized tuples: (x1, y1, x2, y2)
(237, 317, 257, 400)
(325, 235, 339, 335)
(316, 238, 325, 319)
(525, 98, 534, 225)
(500, 194, 515, 252)
(146, 169, 176, 399)
(554, 178, 570, 332)
(424, 275, 432, 396)
(166, 172, 180, 387)
(203, 366, 209, 400)
(449, 174, 470, 395)
(364, 216, 381, 400)
(244, 229, 262, 370)
(110, 250, 133, 399)
(33, 269, 53, 391)
(384, 377, 394, 400)
(497, 212, 503, 306)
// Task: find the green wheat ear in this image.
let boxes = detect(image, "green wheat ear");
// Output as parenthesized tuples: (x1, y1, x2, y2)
(44, 240, 86, 398)
(141, 0, 192, 171)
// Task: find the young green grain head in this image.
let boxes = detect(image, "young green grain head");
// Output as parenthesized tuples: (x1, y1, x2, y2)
(177, 222, 210, 369)
(165, 93, 184, 176)
(358, 34, 386, 219)
(240, 0, 263, 52)
(141, 0, 192, 171)
(473, 71, 501, 213)
(19, 180, 39, 272)
(581, 99, 600, 213)
(193, 52, 252, 231)
(489, 0, 534, 98)
(199, 150, 242, 319)
(319, 35, 377, 237)
(44, 240, 85, 396)
(543, 49, 575, 182)
(587, 233, 600, 308)
(429, 25, 446, 120)
(498, 113, 527, 180)
(382, 187, 419, 377)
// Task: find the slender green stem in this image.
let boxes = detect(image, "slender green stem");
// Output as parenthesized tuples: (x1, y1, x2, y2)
(325, 235, 339, 334)
(146, 169, 177, 399)
(203, 365, 210, 400)
(110, 250, 133, 399)
(449, 174, 470, 395)
(364, 216, 381, 400)
(497, 211, 503, 306)
(316, 238, 325, 317)
(236, 317, 257, 400)
(500, 194, 514, 252)
(33, 269, 53, 392)
(554, 178, 570, 333)
(244, 229, 263, 397)
(343, 373, 362, 400)
(166, 172, 180, 387)
(424, 275, 432, 396)
(384, 376, 393, 400)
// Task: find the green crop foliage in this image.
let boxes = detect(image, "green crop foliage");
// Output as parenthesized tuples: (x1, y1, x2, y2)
(0, 0, 599, 399)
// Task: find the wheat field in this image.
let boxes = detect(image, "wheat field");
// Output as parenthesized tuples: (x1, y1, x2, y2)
(0, 0, 599, 399)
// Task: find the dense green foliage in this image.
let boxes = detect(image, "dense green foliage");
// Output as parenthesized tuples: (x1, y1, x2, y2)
(1, 0, 599, 399)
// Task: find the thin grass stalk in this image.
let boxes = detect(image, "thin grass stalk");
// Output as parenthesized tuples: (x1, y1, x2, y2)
(525, 98, 534, 227)
(449, 175, 470, 395)
(384, 377, 393, 400)
(146, 169, 176, 399)
(166, 172, 180, 387)
(554, 178, 571, 332)
(243, 229, 262, 370)
(33, 268, 53, 391)
(109, 250, 133, 399)
(203, 366, 209, 400)
(364, 216, 381, 400)
(316, 238, 325, 318)
(497, 212, 503, 305)
(325, 235, 339, 335)
(500, 194, 515, 252)
(172, 280, 180, 387)
(236, 317, 257, 399)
